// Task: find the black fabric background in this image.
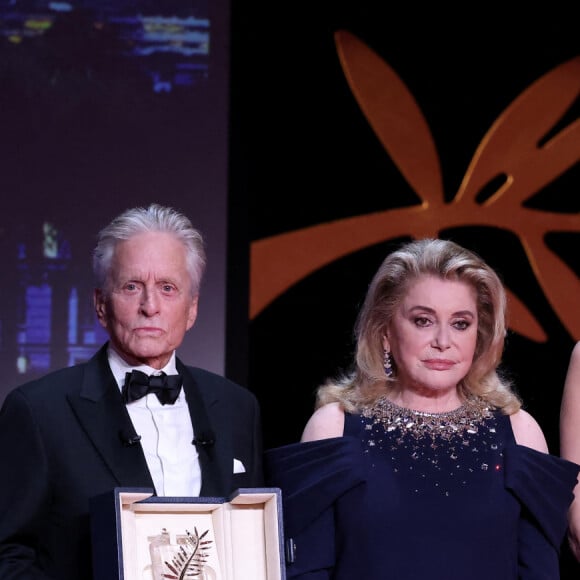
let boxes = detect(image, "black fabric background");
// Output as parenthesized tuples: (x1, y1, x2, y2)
(228, 4, 579, 576)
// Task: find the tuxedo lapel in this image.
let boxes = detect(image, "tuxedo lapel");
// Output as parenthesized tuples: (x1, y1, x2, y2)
(178, 360, 230, 497)
(67, 345, 154, 489)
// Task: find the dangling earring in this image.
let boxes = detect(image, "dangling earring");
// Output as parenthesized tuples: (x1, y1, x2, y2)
(383, 349, 393, 378)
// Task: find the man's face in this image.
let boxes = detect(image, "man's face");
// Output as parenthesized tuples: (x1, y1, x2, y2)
(94, 231, 198, 369)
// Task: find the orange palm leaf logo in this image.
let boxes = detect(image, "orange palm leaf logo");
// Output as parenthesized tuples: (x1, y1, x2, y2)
(250, 30, 580, 343)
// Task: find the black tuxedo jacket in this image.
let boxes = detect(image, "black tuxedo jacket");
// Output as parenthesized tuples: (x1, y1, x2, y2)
(0, 344, 263, 580)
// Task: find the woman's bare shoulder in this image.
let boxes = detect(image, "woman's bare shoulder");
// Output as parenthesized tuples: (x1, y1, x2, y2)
(301, 402, 345, 442)
(509, 408, 549, 453)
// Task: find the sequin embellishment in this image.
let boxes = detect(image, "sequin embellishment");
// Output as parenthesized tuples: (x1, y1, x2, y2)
(362, 396, 493, 442)
(360, 397, 501, 497)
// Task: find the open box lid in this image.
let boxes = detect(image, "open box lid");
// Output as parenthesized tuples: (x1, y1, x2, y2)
(90, 487, 286, 580)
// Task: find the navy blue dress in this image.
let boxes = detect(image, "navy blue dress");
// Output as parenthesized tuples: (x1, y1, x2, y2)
(265, 399, 579, 580)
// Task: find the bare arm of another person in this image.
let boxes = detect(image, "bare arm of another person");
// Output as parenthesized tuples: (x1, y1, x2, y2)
(560, 341, 580, 561)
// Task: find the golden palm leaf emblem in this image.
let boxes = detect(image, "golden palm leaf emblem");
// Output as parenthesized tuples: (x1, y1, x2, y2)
(250, 30, 580, 343)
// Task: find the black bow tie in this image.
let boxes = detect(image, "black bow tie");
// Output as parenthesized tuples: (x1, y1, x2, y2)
(122, 370, 182, 405)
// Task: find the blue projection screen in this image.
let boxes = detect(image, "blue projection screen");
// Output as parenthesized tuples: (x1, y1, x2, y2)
(0, 0, 231, 403)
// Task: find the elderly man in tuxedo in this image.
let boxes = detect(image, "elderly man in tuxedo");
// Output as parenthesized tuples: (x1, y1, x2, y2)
(0, 204, 263, 579)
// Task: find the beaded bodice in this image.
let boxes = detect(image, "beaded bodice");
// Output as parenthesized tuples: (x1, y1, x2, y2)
(362, 396, 493, 441)
(356, 396, 504, 497)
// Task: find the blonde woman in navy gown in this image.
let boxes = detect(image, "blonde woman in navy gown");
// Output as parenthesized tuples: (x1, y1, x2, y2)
(266, 238, 579, 580)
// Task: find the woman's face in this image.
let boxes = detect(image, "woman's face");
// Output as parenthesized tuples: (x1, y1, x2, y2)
(385, 275, 478, 395)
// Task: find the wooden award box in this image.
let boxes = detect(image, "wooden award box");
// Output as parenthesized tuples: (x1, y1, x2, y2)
(90, 487, 286, 580)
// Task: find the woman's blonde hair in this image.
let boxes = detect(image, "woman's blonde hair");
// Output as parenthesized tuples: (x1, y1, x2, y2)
(316, 238, 521, 415)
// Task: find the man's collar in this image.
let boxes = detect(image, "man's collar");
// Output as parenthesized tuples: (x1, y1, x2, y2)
(106, 345, 178, 389)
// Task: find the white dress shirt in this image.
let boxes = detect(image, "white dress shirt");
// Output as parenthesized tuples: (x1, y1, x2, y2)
(108, 347, 201, 496)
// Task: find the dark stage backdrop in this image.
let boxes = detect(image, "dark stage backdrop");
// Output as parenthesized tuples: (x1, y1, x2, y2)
(229, 5, 579, 576)
(0, 0, 231, 405)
